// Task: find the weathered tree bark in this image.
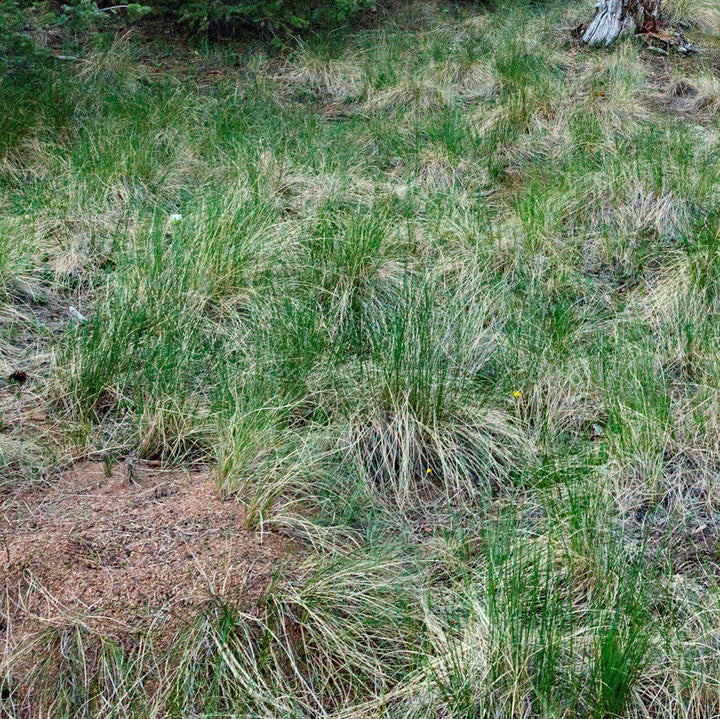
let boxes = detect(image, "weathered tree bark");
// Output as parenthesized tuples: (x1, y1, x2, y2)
(582, 0, 661, 47)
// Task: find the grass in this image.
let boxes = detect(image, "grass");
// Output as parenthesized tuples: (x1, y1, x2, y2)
(1, 0, 720, 715)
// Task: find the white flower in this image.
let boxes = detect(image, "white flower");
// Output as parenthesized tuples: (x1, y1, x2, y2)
(68, 306, 87, 323)
(169, 213, 183, 223)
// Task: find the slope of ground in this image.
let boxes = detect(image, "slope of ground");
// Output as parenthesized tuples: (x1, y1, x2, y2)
(1, 0, 720, 716)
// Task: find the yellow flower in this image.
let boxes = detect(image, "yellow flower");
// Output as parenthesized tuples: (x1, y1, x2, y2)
(426, 468, 432, 474)
(513, 391, 521, 398)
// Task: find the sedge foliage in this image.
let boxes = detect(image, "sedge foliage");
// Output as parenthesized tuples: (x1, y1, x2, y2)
(1, 0, 720, 716)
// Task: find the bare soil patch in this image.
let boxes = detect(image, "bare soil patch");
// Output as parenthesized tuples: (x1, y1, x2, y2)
(1, 462, 290, 642)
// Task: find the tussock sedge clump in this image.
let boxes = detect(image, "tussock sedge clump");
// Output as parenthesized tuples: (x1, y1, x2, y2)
(1, 0, 720, 716)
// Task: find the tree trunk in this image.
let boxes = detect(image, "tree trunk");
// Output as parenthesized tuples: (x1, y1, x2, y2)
(582, 0, 661, 47)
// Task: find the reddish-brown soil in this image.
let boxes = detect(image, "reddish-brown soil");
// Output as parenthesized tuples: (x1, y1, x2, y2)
(0, 462, 290, 642)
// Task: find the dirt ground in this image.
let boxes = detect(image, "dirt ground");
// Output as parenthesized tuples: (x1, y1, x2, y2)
(0, 461, 290, 643)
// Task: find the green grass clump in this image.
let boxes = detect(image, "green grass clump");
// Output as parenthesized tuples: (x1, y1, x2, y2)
(2, 0, 720, 715)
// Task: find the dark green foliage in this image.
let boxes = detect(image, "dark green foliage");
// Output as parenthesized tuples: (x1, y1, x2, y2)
(1, 0, 375, 61)
(1, 0, 149, 65)
(149, 0, 376, 34)
(0, 0, 34, 62)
